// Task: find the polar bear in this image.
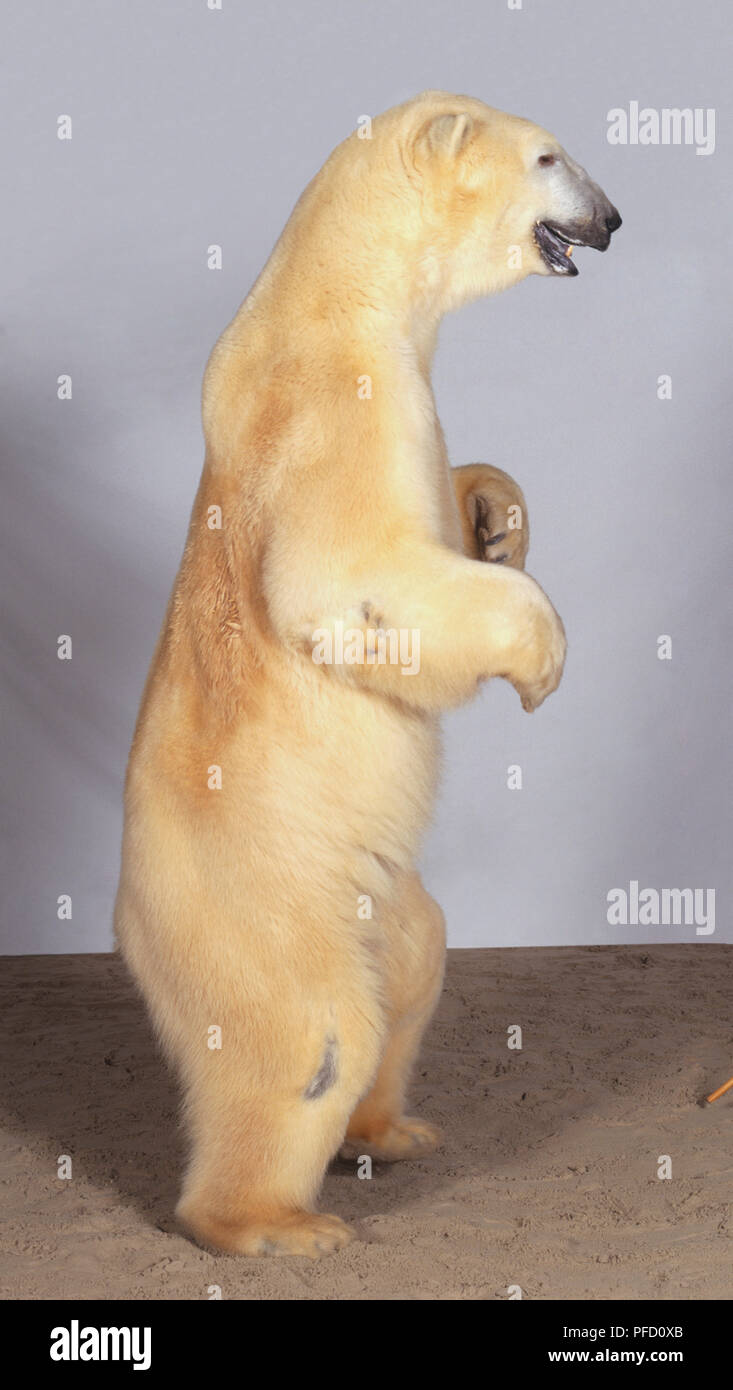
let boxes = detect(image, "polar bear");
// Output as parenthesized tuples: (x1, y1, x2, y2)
(115, 92, 620, 1257)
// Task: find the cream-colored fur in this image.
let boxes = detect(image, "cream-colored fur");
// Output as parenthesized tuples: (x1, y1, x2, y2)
(115, 92, 618, 1256)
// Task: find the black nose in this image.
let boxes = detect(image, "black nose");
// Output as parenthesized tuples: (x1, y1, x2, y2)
(605, 209, 622, 234)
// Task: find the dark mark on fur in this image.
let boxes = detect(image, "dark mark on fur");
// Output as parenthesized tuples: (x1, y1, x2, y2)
(304, 1036, 338, 1099)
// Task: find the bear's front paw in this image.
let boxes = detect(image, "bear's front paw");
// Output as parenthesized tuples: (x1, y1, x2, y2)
(511, 594, 567, 713)
(470, 492, 528, 570)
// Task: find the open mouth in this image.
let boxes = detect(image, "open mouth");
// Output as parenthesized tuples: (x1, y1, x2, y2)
(534, 221, 580, 277)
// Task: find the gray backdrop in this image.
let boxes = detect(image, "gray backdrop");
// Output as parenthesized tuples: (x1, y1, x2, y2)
(2, 0, 731, 953)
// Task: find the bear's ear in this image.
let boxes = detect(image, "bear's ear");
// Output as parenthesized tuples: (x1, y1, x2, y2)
(417, 112, 475, 160)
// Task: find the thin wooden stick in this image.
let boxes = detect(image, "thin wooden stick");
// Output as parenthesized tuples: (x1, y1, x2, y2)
(706, 1076, 733, 1104)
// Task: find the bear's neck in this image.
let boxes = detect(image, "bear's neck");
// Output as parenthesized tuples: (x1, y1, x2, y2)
(232, 196, 446, 375)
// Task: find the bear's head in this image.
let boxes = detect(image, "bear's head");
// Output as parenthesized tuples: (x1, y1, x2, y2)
(354, 92, 621, 316)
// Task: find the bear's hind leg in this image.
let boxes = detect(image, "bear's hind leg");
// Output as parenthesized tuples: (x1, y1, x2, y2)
(341, 873, 445, 1162)
(173, 974, 384, 1257)
(177, 1056, 377, 1255)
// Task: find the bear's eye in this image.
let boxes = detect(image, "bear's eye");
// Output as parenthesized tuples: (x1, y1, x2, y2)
(538, 154, 556, 167)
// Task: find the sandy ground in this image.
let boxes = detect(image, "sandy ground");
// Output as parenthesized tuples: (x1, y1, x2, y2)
(1, 945, 731, 1301)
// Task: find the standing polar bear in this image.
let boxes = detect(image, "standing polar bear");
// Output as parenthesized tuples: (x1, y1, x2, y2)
(115, 92, 620, 1256)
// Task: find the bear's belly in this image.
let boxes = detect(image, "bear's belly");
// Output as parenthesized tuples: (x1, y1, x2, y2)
(128, 649, 441, 891)
(230, 669, 441, 873)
